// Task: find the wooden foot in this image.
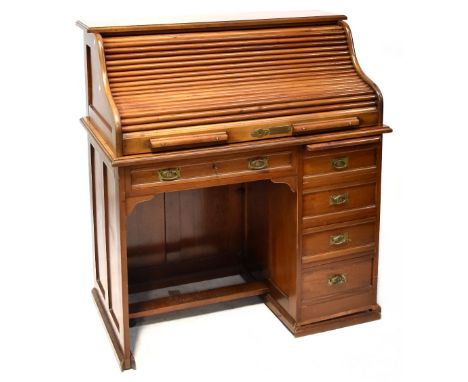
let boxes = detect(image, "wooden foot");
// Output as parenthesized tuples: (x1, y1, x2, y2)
(264, 294, 381, 337)
(92, 288, 135, 371)
(293, 309, 381, 337)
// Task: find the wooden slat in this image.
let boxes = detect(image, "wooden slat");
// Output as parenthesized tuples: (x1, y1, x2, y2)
(118, 85, 371, 111)
(105, 48, 350, 67)
(121, 101, 377, 132)
(121, 97, 374, 127)
(105, 44, 349, 61)
(104, 38, 347, 54)
(129, 281, 269, 318)
(109, 66, 356, 92)
(110, 71, 358, 96)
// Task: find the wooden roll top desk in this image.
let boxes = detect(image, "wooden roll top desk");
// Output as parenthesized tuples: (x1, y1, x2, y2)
(77, 12, 391, 370)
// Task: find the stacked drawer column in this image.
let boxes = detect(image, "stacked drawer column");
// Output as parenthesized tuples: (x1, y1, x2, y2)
(298, 136, 383, 328)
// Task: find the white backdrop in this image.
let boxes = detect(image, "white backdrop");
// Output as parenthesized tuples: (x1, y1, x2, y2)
(1, 1, 467, 380)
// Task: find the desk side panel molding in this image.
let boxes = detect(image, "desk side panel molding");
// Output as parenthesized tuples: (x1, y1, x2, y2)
(89, 139, 133, 370)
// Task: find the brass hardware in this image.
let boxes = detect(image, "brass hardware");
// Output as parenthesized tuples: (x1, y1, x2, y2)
(328, 273, 347, 286)
(251, 125, 291, 138)
(158, 168, 181, 181)
(251, 128, 270, 138)
(329, 233, 348, 246)
(248, 157, 269, 170)
(331, 157, 349, 170)
(329, 192, 349, 206)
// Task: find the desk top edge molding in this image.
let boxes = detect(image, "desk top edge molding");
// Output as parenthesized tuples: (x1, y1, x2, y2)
(76, 12, 347, 34)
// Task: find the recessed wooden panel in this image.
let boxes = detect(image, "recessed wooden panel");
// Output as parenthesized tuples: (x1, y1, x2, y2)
(88, 141, 130, 367)
(127, 194, 166, 268)
(245, 180, 298, 317)
(127, 184, 245, 289)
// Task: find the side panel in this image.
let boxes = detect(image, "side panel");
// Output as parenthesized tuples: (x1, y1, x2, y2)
(84, 32, 121, 155)
(89, 138, 132, 369)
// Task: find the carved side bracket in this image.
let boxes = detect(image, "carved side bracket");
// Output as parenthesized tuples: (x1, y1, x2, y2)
(270, 176, 298, 193)
(126, 194, 158, 216)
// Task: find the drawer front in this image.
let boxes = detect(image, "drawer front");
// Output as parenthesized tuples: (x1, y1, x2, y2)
(300, 255, 375, 323)
(303, 182, 376, 217)
(302, 221, 375, 263)
(302, 255, 373, 301)
(304, 146, 377, 176)
(301, 289, 376, 323)
(128, 150, 295, 194)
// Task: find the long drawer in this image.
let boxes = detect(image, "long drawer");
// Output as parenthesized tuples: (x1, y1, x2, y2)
(127, 149, 296, 195)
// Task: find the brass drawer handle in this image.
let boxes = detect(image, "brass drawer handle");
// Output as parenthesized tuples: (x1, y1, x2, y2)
(329, 233, 348, 246)
(330, 192, 349, 206)
(331, 157, 349, 170)
(158, 168, 181, 181)
(248, 157, 269, 170)
(328, 273, 347, 286)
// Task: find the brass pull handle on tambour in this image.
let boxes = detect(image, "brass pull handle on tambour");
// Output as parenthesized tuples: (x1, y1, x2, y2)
(251, 125, 291, 138)
(158, 168, 181, 181)
(328, 273, 347, 286)
(248, 157, 269, 170)
(329, 233, 348, 246)
(330, 193, 348, 206)
(331, 157, 349, 170)
(251, 128, 270, 138)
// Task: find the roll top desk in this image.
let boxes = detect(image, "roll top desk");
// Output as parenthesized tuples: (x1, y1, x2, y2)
(77, 12, 391, 370)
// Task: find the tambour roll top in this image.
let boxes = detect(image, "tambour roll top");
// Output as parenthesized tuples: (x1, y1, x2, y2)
(78, 13, 383, 157)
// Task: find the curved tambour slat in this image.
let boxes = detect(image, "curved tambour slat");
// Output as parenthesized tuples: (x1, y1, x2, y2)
(106, 57, 353, 75)
(105, 49, 350, 68)
(111, 70, 359, 95)
(104, 38, 347, 55)
(104, 44, 349, 61)
(118, 85, 373, 113)
(122, 102, 377, 132)
(116, 81, 370, 108)
(121, 96, 377, 126)
(102, 23, 379, 136)
(108, 64, 357, 91)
